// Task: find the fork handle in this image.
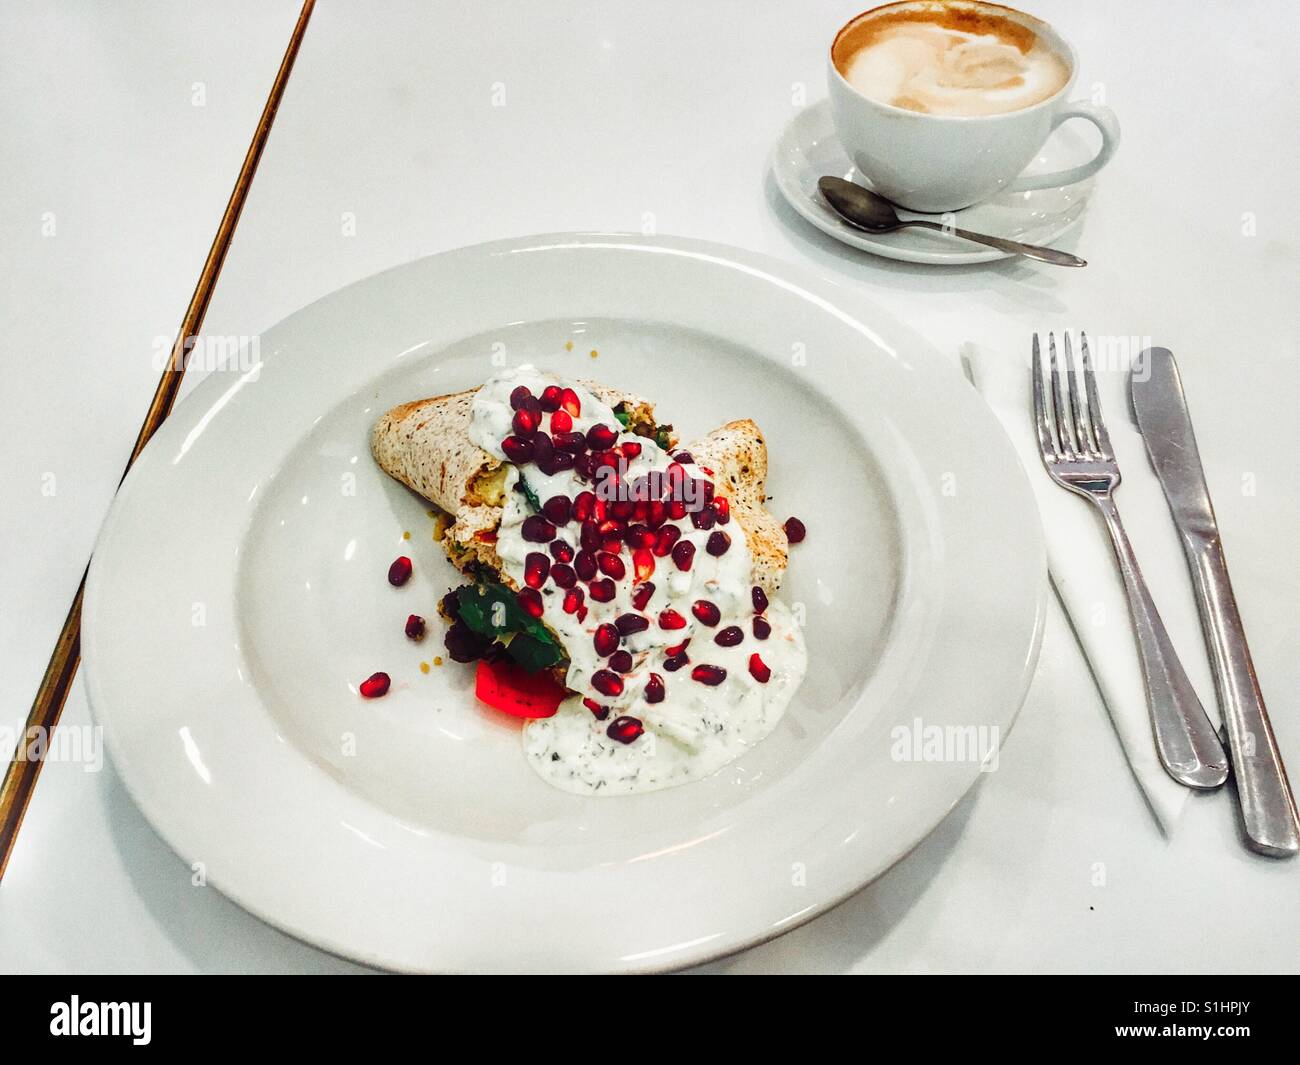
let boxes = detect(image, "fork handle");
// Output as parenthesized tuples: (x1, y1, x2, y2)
(1093, 495, 1229, 789)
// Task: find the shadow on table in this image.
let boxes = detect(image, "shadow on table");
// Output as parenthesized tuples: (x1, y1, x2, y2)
(103, 768, 372, 974)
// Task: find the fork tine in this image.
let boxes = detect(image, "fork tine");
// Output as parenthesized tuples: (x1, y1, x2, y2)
(1031, 333, 1060, 459)
(1080, 332, 1113, 460)
(1048, 332, 1079, 458)
(1064, 333, 1098, 457)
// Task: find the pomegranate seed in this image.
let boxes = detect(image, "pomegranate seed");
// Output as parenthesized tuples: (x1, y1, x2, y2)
(550, 450, 576, 473)
(597, 552, 625, 579)
(607, 716, 643, 743)
(572, 491, 597, 522)
(562, 587, 585, 614)
(554, 431, 587, 453)
(752, 586, 769, 613)
(387, 556, 413, 586)
(559, 387, 581, 417)
(550, 409, 573, 434)
(632, 548, 655, 582)
(752, 616, 771, 640)
(588, 579, 616, 602)
(573, 453, 598, 480)
(580, 521, 602, 553)
(594, 449, 621, 471)
(610, 498, 634, 520)
(672, 540, 695, 572)
(663, 652, 689, 672)
(713, 497, 730, 525)
(672, 450, 694, 464)
(692, 600, 720, 626)
(532, 432, 556, 474)
(404, 614, 425, 640)
(516, 587, 544, 618)
(615, 613, 649, 636)
(359, 672, 391, 698)
(585, 423, 618, 450)
(620, 440, 642, 460)
(539, 384, 563, 412)
(600, 535, 624, 556)
(665, 638, 691, 656)
(691, 506, 717, 531)
(583, 697, 610, 720)
(539, 495, 570, 525)
(512, 408, 539, 437)
(658, 609, 687, 630)
(647, 500, 668, 528)
(524, 552, 550, 589)
(748, 654, 771, 683)
(714, 625, 744, 647)
(509, 385, 533, 410)
(521, 515, 556, 542)
(609, 650, 634, 673)
(624, 524, 655, 549)
(592, 670, 624, 697)
(631, 582, 655, 611)
(575, 549, 598, 580)
(593, 624, 620, 656)
(784, 516, 807, 544)
(550, 563, 577, 588)
(653, 524, 681, 557)
(668, 499, 688, 521)
(644, 672, 666, 704)
(549, 540, 574, 563)
(706, 531, 731, 556)
(691, 664, 727, 686)
(501, 435, 534, 463)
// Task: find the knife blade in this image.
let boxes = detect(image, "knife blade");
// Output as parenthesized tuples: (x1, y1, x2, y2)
(1130, 347, 1299, 856)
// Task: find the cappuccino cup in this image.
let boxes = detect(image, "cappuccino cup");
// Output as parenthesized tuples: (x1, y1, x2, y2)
(828, 1, 1119, 212)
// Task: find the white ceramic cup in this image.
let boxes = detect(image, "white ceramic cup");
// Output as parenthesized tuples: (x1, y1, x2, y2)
(827, 1, 1120, 213)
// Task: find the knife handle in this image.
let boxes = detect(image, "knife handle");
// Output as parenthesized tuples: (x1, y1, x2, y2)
(1185, 536, 1300, 856)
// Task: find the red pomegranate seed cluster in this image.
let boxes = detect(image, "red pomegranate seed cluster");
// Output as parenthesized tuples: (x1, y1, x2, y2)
(494, 381, 788, 731)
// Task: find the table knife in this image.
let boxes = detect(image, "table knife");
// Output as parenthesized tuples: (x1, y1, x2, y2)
(1130, 347, 1299, 856)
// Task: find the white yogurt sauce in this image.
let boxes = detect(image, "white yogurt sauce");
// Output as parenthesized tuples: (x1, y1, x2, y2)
(468, 365, 807, 795)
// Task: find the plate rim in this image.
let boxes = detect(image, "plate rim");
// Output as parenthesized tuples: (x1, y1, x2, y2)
(82, 232, 1048, 972)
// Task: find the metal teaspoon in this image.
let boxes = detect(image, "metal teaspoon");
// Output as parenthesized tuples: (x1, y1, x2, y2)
(819, 176, 1086, 267)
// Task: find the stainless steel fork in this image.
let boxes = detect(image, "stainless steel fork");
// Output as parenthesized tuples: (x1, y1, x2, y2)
(1032, 332, 1229, 789)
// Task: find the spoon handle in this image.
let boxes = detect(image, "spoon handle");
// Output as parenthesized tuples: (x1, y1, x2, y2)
(904, 220, 1086, 267)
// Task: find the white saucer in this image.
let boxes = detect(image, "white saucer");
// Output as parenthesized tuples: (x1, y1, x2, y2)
(771, 99, 1096, 266)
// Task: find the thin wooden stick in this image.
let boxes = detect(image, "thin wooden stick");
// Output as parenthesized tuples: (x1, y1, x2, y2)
(0, 0, 316, 882)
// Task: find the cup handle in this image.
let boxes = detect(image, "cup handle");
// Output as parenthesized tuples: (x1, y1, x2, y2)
(1006, 102, 1121, 192)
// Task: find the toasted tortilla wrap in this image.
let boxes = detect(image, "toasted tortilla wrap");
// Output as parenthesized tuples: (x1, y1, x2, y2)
(371, 384, 788, 594)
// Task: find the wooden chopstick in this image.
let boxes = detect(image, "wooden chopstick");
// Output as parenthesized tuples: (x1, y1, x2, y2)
(0, 0, 316, 882)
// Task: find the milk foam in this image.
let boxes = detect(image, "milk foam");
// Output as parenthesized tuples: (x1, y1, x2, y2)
(843, 20, 1068, 117)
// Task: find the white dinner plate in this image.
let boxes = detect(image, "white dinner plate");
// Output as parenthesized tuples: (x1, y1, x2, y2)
(772, 99, 1096, 265)
(83, 234, 1046, 972)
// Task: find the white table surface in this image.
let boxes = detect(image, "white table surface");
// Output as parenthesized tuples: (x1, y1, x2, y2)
(2, 0, 1297, 974)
